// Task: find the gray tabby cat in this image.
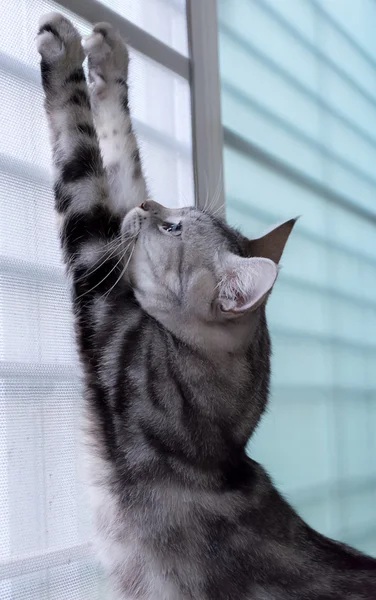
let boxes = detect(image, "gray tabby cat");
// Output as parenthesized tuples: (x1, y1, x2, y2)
(36, 13, 376, 600)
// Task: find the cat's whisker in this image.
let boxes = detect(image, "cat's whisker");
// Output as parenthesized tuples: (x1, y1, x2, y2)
(75, 247, 121, 281)
(205, 190, 218, 216)
(74, 225, 140, 286)
(204, 192, 213, 213)
(102, 243, 136, 300)
(204, 166, 223, 215)
(74, 237, 128, 283)
(105, 231, 137, 249)
(202, 170, 210, 213)
(209, 203, 224, 219)
(75, 244, 131, 299)
(214, 277, 224, 292)
(211, 170, 223, 213)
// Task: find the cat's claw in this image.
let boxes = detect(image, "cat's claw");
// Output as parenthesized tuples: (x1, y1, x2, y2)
(36, 12, 84, 65)
(83, 22, 129, 90)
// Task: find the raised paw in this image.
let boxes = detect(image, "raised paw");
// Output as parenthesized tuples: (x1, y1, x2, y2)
(37, 12, 84, 66)
(82, 23, 129, 92)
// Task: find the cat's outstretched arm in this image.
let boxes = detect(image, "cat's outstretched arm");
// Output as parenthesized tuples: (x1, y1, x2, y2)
(83, 23, 148, 216)
(37, 13, 138, 312)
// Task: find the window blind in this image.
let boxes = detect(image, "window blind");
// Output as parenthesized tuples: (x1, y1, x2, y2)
(218, 0, 376, 557)
(0, 0, 194, 598)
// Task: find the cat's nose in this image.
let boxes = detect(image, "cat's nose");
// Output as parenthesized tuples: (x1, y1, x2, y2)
(139, 200, 164, 215)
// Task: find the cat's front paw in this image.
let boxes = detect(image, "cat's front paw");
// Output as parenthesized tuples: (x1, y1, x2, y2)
(36, 12, 84, 65)
(82, 23, 129, 92)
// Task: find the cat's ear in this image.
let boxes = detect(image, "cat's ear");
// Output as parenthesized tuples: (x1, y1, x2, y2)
(218, 254, 278, 316)
(246, 218, 297, 264)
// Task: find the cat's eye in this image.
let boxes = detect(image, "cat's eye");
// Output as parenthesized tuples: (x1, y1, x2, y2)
(161, 221, 182, 235)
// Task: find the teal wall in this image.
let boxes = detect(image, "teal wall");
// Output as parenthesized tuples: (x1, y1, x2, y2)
(218, 0, 376, 556)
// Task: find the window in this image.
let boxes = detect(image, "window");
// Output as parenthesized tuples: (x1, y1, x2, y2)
(0, 1, 222, 598)
(218, 0, 376, 556)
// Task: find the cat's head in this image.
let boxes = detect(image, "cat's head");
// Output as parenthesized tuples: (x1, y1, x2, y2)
(122, 201, 296, 351)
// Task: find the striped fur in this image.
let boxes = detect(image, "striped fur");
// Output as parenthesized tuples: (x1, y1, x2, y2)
(37, 13, 376, 600)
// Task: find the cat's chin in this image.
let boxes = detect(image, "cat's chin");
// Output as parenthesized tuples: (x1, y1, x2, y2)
(121, 206, 146, 240)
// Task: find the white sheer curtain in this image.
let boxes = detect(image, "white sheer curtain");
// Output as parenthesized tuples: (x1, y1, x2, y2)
(0, 0, 194, 598)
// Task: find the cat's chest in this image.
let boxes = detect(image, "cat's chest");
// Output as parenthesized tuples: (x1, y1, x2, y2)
(89, 473, 198, 599)
(95, 519, 195, 600)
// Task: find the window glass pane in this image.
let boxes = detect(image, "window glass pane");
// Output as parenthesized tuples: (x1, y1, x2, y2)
(219, 0, 376, 557)
(219, 27, 321, 142)
(98, 0, 189, 57)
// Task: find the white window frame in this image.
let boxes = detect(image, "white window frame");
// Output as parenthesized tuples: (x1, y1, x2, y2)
(187, 0, 225, 215)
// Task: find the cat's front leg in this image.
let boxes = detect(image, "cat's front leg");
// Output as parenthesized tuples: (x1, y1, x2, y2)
(36, 13, 113, 259)
(83, 23, 148, 216)
(37, 14, 131, 305)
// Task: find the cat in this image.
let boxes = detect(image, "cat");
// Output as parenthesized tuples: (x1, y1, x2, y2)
(36, 13, 376, 600)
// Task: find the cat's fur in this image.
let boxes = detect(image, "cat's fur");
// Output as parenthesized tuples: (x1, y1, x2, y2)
(36, 13, 376, 600)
